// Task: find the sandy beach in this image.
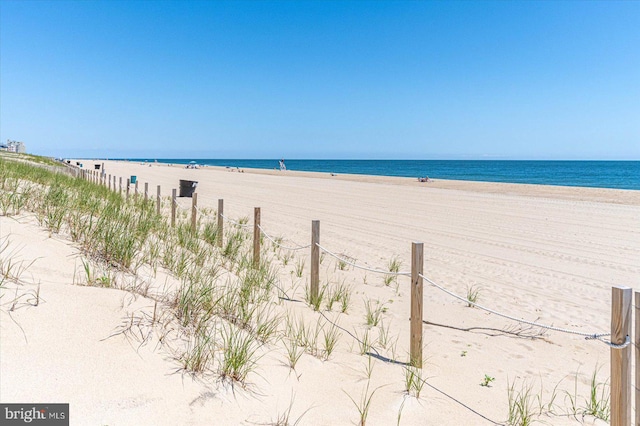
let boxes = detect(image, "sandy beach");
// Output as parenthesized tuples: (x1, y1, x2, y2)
(2, 159, 638, 425)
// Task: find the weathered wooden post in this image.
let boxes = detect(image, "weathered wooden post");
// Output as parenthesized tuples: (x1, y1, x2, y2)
(635, 292, 640, 426)
(108, 174, 112, 190)
(144, 182, 149, 202)
(171, 189, 177, 227)
(135, 180, 139, 201)
(119, 177, 122, 193)
(217, 199, 224, 248)
(156, 185, 161, 215)
(611, 286, 632, 426)
(410, 242, 424, 368)
(310, 220, 320, 301)
(191, 193, 198, 232)
(126, 178, 130, 200)
(253, 207, 261, 269)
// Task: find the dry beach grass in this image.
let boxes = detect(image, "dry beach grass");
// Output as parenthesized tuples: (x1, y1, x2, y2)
(1, 155, 638, 425)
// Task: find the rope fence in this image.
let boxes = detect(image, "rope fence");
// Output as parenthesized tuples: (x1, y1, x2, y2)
(258, 224, 311, 251)
(219, 212, 250, 228)
(317, 243, 411, 276)
(83, 167, 637, 426)
(416, 273, 612, 341)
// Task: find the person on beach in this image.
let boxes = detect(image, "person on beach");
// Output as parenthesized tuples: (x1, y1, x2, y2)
(279, 159, 286, 171)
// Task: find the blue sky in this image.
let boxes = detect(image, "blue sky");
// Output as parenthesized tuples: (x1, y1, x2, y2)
(1, 1, 638, 160)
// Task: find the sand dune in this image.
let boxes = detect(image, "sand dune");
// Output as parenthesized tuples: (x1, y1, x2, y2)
(2, 159, 637, 425)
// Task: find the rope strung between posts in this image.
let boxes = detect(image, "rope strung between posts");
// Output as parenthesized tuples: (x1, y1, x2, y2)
(314, 311, 501, 424)
(158, 190, 628, 349)
(193, 204, 215, 219)
(316, 243, 411, 276)
(417, 272, 628, 348)
(172, 198, 188, 211)
(258, 224, 311, 251)
(219, 213, 251, 229)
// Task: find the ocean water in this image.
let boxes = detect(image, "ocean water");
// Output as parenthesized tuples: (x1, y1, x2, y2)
(126, 159, 640, 190)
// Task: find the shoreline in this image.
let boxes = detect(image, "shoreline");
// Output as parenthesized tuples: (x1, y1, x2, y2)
(76, 157, 640, 191)
(82, 159, 640, 206)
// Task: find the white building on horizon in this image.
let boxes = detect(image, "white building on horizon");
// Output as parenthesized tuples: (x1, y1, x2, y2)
(3, 140, 26, 153)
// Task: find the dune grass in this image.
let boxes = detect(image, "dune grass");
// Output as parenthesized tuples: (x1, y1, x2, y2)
(0, 155, 616, 424)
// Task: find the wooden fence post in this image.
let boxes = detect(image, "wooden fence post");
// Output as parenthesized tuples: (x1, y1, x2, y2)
(144, 182, 149, 202)
(126, 178, 130, 200)
(253, 207, 261, 269)
(156, 185, 161, 215)
(108, 174, 111, 190)
(119, 177, 122, 193)
(310, 220, 320, 301)
(410, 242, 424, 368)
(191, 193, 198, 232)
(635, 292, 640, 426)
(611, 286, 632, 426)
(217, 199, 224, 248)
(171, 189, 177, 227)
(134, 180, 139, 201)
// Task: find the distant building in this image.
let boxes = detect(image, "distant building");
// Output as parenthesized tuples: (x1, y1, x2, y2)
(5, 140, 26, 153)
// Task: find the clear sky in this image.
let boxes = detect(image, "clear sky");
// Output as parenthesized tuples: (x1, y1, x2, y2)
(1, 0, 638, 160)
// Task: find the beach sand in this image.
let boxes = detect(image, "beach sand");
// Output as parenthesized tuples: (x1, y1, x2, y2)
(2, 159, 638, 425)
